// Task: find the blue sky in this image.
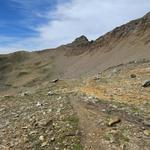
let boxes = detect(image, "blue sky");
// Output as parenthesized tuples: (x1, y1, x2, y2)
(0, 0, 56, 37)
(0, 0, 150, 54)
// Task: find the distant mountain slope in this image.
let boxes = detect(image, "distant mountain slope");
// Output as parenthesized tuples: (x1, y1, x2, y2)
(0, 12, 150, 88)
(61, 12, 150, 77)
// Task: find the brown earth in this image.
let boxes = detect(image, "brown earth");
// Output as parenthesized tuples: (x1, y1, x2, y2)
(0, 60, 149, 150)
(0, 12, 150, 86)
(0, 12, 150, 150)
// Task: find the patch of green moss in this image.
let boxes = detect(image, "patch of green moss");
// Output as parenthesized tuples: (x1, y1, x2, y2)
(73, 144, 83, 150)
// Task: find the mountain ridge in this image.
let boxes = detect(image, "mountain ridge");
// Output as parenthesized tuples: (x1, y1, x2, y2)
(1, 12, 150, 55)
(0, 12, 150, 83)
(0, 12, 150, 150)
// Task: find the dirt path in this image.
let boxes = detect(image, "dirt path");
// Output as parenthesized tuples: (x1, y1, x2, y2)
(69, 90, 150, 150)
(71, 96, 110, 150)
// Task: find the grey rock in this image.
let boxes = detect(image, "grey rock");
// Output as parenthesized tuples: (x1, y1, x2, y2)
(51, 79, 59, 83)
(50, 137, 55, 142)
(130, 74, 136, 78)
(20, 91, 30, 96)
(36, 102, 42, 107)
(41, 142, 48, 147)
(143, 120, 150, 127)
(108, 116, 121, 127)
(143, 130, 150, 136)
(142, 80, 150, 88)
(39, 135, 44, 141)
(48, 91, 54, 96)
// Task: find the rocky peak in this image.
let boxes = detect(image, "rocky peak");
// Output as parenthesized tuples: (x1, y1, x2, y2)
(73, 35, 89, 43)
(70, 35, 89, 47)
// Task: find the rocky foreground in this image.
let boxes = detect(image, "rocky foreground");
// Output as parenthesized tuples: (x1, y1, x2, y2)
(0, 60, 150, 150)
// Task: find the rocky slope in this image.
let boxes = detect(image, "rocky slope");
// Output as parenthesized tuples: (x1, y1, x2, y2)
(0, 12, 150, 150)
(0, 12, 150, 82)
(0, 60, 150, 150)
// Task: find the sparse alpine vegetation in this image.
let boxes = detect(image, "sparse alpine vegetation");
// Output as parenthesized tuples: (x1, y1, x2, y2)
(0, 12, 150, 150)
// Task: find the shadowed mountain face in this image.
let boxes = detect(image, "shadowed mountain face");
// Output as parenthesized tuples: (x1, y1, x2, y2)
(0, 12, 150, 87)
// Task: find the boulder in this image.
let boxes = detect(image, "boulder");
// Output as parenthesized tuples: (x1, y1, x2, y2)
(51, 79, 59, 83)
(108, 116, 121, 127)
(20, 91, 30, 97)
(142, 81, 150, 87)
(130, 74, 136, 78)
(48, 91, 54, 96)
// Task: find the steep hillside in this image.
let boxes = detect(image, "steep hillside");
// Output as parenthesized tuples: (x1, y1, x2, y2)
(62, 12, 150, 77)
(0, 59, 149, 150)
(0, 12, 150, 150)
(0, 12, 150, 91)
(40, 12, 150, 78)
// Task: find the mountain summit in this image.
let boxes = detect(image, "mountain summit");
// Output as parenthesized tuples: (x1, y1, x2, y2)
(73, 35, 89, 44)
(69, 35, 89, 47)
(0, 12, 150, 78)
